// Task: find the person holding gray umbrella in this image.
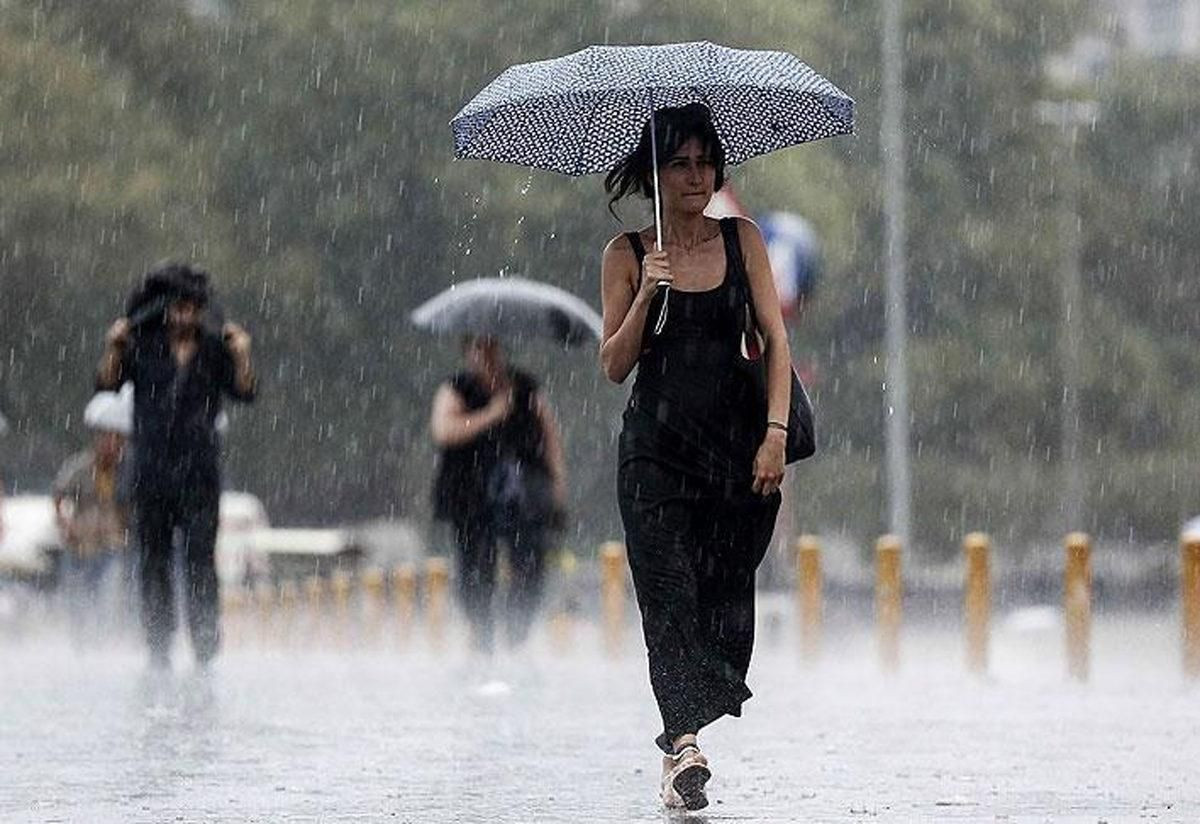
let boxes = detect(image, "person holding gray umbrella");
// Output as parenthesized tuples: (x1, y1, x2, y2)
(428, 334, 566, 653)
(415, 278, 593, 651)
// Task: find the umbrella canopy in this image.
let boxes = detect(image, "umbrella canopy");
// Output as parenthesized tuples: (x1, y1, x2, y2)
(410, 277, 603, 348)
(452, 41, 854, 334)
(452, 41, 855, 176)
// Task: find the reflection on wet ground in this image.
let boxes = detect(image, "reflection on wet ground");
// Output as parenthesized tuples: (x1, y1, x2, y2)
(2, 611, 1198, 822)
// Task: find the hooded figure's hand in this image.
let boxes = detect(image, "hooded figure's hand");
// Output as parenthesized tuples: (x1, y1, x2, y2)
(222, 322, 252, 359)
(105, 318, 131, 349)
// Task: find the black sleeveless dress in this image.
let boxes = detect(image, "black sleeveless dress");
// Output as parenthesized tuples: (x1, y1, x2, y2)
(617, 217, 781, 754)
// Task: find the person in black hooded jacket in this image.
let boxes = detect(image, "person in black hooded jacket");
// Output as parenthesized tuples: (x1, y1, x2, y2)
(97, 262, 256, 670)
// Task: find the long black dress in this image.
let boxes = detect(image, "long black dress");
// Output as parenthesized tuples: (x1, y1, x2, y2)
(618, 217, 781, 753)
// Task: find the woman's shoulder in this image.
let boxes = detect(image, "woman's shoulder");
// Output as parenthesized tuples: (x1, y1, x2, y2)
(724, 214, 767, 253)
(724, 214, 762, 236)
(603, 225, 655, 256)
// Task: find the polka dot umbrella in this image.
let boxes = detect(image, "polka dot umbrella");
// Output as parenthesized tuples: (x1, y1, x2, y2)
(451, 40, 855, 331)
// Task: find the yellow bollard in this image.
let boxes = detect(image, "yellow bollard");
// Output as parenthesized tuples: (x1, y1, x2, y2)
(424, 557, 450, 650)
(600, 541, 626, 656)
(278, 580, 299, 647)
(361, 568, 386, 647)
(330, 569, 353, 647)
(963, 532, 991, 676)
(549, 550, 579, 655)
(391, 564, 417, 645)
(875, 535, 902, 673)
(795, 535, 823, 663)
(1182, 536, 1200, 680)
(331, 569, 353, 610)
(303, 574, 324, 609)
(1064, 532, 1091, 682)
(221, 587, 248, 649)
(303, 574, 327, 645)
(253, 580, 277, 648)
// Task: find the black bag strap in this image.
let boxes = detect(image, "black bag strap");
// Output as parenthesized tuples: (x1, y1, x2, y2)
(625, 231, 647, 281)
(720, 218, 752, 303)
(720, 217, 759, 336)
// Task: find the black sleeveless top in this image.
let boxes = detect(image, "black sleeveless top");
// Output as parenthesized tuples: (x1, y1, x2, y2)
(432, 368, 546, 522)
(620, 218, 760, 486)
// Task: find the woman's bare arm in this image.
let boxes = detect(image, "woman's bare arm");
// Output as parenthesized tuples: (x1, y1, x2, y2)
(599, 234, 671, 383)
(535, 392, 567, 506)
(429, 383, 510, 448)
(737, 217, 791, 495)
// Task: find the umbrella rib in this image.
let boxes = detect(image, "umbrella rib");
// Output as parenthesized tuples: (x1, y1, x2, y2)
(574, 92, 608, 176)
(691, 84, 722, 144)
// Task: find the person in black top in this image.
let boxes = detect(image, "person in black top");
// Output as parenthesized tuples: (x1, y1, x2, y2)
(599, 104, 792, 811)
(429, 335, 566, 652)
(97, 263, 256, 669)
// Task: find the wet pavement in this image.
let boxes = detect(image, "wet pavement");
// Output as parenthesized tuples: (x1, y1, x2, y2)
(2, 603, 1198, 823)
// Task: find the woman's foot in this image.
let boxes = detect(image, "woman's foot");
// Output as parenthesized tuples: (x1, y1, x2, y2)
(660, 736, 711, 811)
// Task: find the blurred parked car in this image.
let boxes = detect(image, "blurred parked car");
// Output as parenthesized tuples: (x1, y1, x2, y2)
(1184, 516, 1200, 542)
(0, 495, 60, 585)
(348, 518, 424, 569)
(217, 490, 271, 587)
(251, 527, 363, 580)
(1, 489, 270, 588)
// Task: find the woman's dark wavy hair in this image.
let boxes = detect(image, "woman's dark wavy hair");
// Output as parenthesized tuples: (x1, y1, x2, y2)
(604, 103, 725, 218)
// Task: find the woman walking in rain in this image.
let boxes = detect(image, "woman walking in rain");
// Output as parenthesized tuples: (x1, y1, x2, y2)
(599, 103, 790, 811)
(429, 335, 566, 653)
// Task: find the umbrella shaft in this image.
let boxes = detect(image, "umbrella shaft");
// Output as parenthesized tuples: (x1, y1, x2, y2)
(650, 105, 663, 252)
(649, 105, 669, 335)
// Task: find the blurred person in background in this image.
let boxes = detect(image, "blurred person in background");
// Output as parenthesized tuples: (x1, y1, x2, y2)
(53, 391, 132, 646)
(96, 263, 256, 671)
(429, 335, 566, 653)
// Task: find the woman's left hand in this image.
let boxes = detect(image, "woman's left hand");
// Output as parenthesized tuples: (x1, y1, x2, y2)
(751, 429, 786, 496)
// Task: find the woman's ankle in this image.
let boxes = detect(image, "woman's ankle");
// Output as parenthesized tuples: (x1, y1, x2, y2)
(671, 733, 698, 754)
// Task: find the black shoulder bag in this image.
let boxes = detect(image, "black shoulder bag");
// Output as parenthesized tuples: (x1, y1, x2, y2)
(720, 218, 816, 463)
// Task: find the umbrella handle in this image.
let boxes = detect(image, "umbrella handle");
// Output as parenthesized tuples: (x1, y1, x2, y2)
(649, 104, 670, 335)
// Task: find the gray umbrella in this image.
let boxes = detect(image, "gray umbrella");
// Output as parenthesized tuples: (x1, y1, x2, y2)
(410, 277, 603, 348)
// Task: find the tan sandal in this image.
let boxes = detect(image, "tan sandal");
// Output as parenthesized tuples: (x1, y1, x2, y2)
(660, 744, 711, 811)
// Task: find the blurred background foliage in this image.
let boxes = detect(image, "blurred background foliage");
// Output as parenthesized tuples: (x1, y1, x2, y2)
(1, 0, 1197, 558)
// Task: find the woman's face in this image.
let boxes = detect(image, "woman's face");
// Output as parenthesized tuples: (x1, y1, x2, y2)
(464, 336, 504, 375)
(657, 137, 717, 216)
